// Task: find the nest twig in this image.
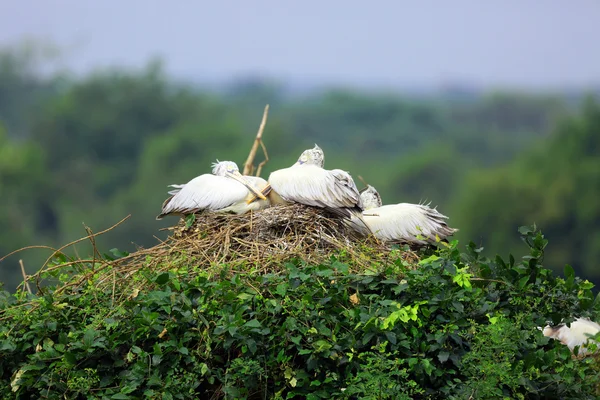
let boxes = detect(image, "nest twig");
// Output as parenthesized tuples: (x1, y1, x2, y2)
(243, 104, 270, 176)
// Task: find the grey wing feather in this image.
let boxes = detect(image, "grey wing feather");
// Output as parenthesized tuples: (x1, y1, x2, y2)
(329, 169, 363, 210)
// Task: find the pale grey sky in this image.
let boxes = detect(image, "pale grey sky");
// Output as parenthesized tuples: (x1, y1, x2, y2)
(1, 0, 599, 88)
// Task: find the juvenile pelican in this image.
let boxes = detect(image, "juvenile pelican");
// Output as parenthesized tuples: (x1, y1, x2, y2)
(542, 317, 600, 356)
(157, 161, 270, 219)
(355, 185, 457, 245)
(259, 144, 364, 218)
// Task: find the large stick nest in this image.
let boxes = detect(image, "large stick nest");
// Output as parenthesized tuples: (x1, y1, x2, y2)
(6, 204, 422, 311)
(163, 204, 418, 273)
(79, 204, 420, 293)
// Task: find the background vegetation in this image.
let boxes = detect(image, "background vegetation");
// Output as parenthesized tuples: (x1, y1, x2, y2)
(0, 42, 599, 291)
(2, 226, 599, 399)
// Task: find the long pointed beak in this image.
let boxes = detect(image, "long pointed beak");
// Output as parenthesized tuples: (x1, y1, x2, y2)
(260, 183, 272, 197)
(245, 183, 272, 204)
(226, 171, 267, 200)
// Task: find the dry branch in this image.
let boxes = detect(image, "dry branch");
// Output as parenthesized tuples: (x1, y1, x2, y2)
(19, 260, 32, 295)
(255, 140, 270, 177)
(243, 104, 270, 176)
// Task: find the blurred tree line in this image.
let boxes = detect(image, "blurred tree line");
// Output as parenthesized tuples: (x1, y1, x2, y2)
(0, 43, 598, 291)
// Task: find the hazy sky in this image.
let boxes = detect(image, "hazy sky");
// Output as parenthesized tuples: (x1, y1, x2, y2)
(1, 1, 599, 88)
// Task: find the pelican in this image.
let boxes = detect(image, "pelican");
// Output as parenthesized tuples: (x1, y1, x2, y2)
(157, 161, 270, 219)
(255, 144, 364, 219)
(542, 317, 600, 356)
(355, 185, 457, 245)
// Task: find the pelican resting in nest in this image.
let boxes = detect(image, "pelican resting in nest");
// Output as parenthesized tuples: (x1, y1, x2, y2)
(157, 160, 270, 219)
(542, 317, 600, 356)
(253, 144, 365, 220)
(353, 185, 457, 245)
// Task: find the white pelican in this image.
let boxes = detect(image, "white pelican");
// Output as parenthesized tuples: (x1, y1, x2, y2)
(157, 161, 270, 219)
(354, 185, 457, 245)
(257, 144, 364, 219)
(542, 317, 600, 356)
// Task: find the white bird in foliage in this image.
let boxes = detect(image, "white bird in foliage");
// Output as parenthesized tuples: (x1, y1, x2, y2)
(542, 317, 600, 356)
(256, 144, 364, 219)
(157, 161, 270, 219)
(354, 185, 457, 245)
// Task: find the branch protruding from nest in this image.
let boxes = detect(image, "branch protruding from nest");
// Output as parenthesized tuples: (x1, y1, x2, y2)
(243, 104, 270, 177)
(19, 259, 32, 294)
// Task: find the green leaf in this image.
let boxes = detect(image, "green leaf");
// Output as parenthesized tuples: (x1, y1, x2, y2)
(438, 351, 450, 363)
(64, 352, 77, 365)
(155, 272, 170, 285)
(580, 280, 595, 290)
(184, 214, 196, 228)
(109, 248, 129, 259)
(517, 276, 530, 289)
(237, 293, 254, 300)
(244, 319, 262, 328)
(247, 339, 257, 354)
(518, 225, 533, 235)
(83, 329, 96, 349)
(418, 255, 440, 265)
(313, 340, 332, 352)
(564, 264, 575, 280)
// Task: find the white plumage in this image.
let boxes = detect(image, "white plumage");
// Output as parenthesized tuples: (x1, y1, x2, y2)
(354, 185, 457, 245)
(542, 317, 600, 356)
(157, 161, 270, 219)
(265, 144, 363, 217)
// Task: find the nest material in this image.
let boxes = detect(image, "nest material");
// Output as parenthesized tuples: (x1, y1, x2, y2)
(166, 204, 408, 272)
(28, 204, 420, 296)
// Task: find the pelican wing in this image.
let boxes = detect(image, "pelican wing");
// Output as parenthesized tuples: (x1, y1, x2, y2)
(330, 169, 363, 209)
(269, 165, 361, 210)
(363, 203, 457, 244)
(544, 318, 600, 354)
(159, 174, 249, 217)
(167, 184, 185, 195)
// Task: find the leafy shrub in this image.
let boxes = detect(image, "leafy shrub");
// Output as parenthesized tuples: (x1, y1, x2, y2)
(1, 225, 599, 399)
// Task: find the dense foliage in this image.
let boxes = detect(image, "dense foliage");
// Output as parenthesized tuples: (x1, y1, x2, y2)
(1, 226, 599, 399)
(0, 41, 599, 291)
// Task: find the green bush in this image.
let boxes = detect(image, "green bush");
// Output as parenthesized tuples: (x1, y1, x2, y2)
(1, 225, 599, 399)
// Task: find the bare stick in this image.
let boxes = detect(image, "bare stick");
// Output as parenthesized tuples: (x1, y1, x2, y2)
(84, 223, 103, 272)
(19, 260, 32, 294)
(255, 140, 270, 177)
(35, 215, 131, 291)
(243, 105, 270, 176)
(0, 245, 58, 263)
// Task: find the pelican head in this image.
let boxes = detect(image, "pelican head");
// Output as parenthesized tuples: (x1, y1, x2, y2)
(211, 160, 240, 176)
(295, 144, 324, 167)
(360, 185, 383, 210)
(211, 160, 267, 200)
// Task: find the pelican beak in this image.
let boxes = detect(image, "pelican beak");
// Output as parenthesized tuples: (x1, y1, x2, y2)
(245, 184, 272, 204)
(260, 183, 273, 197)
(226, 171, 267, 201)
